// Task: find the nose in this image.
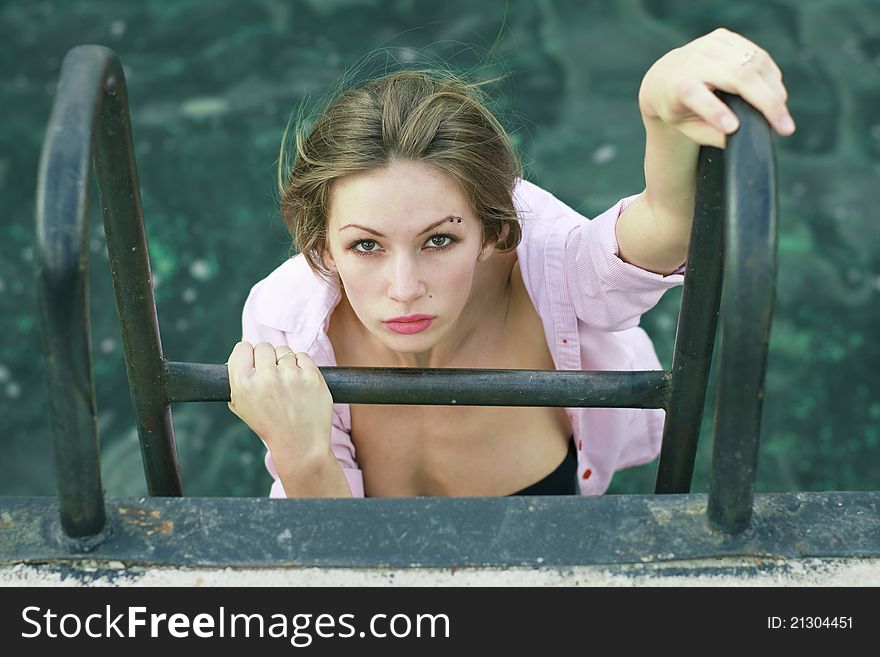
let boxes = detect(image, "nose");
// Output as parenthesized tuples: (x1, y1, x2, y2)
(386, 254, 426, 304)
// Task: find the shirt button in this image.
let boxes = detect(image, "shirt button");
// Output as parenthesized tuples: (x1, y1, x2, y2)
(582, 468, 592, 480)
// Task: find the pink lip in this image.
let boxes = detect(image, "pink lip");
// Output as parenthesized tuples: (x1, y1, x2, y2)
(383, 314, 436, 335)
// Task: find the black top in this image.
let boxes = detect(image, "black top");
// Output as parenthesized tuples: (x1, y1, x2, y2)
(508, 440, 578, 496)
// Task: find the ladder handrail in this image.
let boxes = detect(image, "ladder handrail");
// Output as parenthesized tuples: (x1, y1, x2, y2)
(656, 95, 778, 529)
(36, 45, 184, 541)
(654, 144, 724, 493)
(708, 94, 779, 532)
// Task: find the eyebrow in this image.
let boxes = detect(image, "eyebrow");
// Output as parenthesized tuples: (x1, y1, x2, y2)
(339, 216, 462, 238)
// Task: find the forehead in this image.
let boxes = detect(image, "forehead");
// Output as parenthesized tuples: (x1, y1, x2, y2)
(327, 160, 475, 229)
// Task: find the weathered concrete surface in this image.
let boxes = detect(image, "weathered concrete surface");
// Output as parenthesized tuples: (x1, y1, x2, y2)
(2, 557, 879, 586)
(3, 494, 878, 579)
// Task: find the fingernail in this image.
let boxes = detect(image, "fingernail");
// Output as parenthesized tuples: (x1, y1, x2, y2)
(778, 115, 796, 134)
(720, 114, 739, 133)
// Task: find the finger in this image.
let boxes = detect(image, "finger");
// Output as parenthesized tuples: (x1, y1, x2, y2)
(759, 72, 793, 134)
(254, 341, 281, 370)
(758, 53, 784, 86)
(756, 66, 787, 106)
(721, 35, 792, 130)
(275, 346, 300, 368)
(729, 71, 794, 135)
(723, 32, 784, 83)
(678, 79, 741, 135)
(292, 352, 321, 381)
(227, 341, 255, 377)
(691, 30, 794, 137)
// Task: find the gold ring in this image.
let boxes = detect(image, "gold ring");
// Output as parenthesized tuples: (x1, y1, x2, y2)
(277, 352, 297, 363)
(740, 49, 758, 66)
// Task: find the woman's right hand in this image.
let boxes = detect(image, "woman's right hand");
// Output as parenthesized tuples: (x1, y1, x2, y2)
(226, 341, 334, 463)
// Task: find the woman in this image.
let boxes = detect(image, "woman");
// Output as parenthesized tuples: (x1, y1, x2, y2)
(226, 28, 794, 498)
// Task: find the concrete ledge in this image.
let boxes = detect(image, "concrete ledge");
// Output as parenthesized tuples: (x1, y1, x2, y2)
(2, 557, 879, 586)
(1, 492, 877, 570)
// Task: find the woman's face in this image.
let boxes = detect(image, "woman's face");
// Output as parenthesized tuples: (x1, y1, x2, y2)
(323, 159, 496, 355)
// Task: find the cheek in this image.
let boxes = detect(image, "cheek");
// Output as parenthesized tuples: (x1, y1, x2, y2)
(432, 253, 477, 299)
(335, 261, 376, 297)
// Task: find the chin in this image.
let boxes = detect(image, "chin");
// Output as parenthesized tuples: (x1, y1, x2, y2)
(382, 334, 434, 353)
(377, 327, 438, 353)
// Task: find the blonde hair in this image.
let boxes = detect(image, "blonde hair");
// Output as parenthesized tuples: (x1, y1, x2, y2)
(278, 68, 523, 284)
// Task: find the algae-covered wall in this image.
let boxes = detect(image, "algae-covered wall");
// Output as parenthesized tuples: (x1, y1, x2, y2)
(1, 0, 877, 497)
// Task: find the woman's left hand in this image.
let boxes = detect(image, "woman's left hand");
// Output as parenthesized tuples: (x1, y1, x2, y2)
(638, 27, 795, 148)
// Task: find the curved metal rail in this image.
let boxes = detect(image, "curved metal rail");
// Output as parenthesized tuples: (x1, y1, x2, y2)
(658, 93, 778, 535)
(707, 94, 778, 532)
(36, 47, 184, 541)
(35, 47, 776, 544)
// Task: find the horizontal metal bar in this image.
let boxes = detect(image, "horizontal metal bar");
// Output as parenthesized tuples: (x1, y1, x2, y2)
(164, 361, 671, 408)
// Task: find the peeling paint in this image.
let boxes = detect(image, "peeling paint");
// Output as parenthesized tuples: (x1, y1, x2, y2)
(118, 507, 173, 535)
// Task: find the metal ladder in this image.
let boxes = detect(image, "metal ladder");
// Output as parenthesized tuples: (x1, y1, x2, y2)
(35, 45, 777, 552)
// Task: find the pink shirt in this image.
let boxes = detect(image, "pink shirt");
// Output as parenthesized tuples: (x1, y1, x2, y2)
(241, 179, 685, 498)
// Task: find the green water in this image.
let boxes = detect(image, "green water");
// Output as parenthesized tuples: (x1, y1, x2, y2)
(1, 0, 878, 497)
